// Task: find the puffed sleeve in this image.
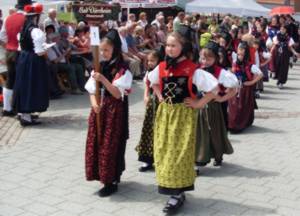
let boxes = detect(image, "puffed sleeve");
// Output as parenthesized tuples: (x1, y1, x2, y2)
(251, 65, 263, 75)
(113, 69, 133, 99)
(232, 52, 237, 64)
(289, 38, 295, 47)
(266, 37, 273, 48)
(84, 71, 96, 94)
(143, 71, 151, 87)
(255, 51, 260, 67)
(193, 69, 219, 93)
(219, 69, 239, 88)
(273, 36, 279, 45)
(147, 66, 160, 85)
(0, 20, 7, 43)
(262, 51, 271, 60)
(31, 28, 47, 54)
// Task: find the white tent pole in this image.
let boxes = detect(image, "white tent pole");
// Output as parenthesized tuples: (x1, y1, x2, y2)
(127, 6, 130, 21)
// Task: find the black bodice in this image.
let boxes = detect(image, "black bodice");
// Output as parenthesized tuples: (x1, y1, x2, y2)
(20, 23, 36, 52)
(161, 76, 196, 104)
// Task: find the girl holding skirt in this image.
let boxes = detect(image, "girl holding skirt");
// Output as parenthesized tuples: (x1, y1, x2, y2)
(148, 29, 218, 214)
(85, 29, 133, 197)
(228, 42, 263, 133)
(136, 50, 163, 172)
(195, 42, 238, 170)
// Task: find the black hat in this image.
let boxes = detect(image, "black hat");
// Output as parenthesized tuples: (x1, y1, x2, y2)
(205, 41, 219, 57)
(15, 0, 34, 10)
(177, 25, 192, 41)
(105, 29, 122, 51)
(220, 32, 232, 44)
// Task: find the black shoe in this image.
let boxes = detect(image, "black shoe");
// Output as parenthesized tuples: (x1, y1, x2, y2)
(98, 184, 118, 197)
(255, 92, 260, 99)
(19, 119, 41, 127)
(163, 194, 185, 214)
(2, 110, 16, 117)
(213, 160, 223, 167)
(17, 114, 39, 121)
(196, 160, 210, 167)
(138, 164, 154, 172)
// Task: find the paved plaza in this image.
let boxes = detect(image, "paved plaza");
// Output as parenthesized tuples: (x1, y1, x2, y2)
(1, 65, 300, 216)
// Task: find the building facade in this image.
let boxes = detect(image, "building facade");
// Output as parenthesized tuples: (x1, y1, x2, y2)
(257, 0, 300, 12)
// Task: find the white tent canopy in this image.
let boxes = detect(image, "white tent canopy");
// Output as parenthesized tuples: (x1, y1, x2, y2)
(185, 0, 270, 17)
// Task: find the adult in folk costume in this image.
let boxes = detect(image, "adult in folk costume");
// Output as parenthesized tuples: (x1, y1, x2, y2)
(0, 0, 26, 117)
(14, 1, 51, 126)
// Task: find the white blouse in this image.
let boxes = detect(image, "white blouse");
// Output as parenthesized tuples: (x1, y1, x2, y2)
(31, 28, 47, 54)
(273, 36, 295, 47)
(218, 69, 238, 88)
(85, 70, 133, 99)
(250, 65, 263, 75)
(148, 66, 219, 93)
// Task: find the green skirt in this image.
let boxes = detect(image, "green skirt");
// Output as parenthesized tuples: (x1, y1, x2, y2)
(196, 102, 233, 163)
(154, 102, 197, 194)
(135, 96, 158, 164)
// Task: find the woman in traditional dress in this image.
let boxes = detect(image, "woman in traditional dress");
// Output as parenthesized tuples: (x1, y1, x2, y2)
(228, 42, 263, 133)
(136, 50, 163, 172)
(271, 25, 299, 89)
(85, 29, 133, 197)
(14, 2, 49, 126)
(195, 42, 238, 170)
(148, 27, 218, 213)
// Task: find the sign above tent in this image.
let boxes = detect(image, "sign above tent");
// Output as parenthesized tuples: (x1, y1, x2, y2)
(113, 0, 177, 8)
(72, 3, 121, 23)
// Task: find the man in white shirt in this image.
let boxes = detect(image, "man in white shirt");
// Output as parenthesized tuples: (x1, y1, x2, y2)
(47, 33, 85, 94)
(43, 8, 60, 32)
(118, 26, 142, 78)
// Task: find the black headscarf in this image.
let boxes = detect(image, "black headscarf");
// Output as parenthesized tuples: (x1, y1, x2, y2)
(102, 29, 128, 75)
(236, 41, 250, 66)
(165, 25, 192, 69)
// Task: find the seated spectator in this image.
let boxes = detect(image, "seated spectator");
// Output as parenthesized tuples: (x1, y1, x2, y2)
(133, 26, 150, 52)
(58, 26, 88, 73)
(44, 8, 60, 32)
(152, 23, 166, 45)
(127, 13, 136, 26)
(119, 26, 142, 79)
(144, 24, 159, 50)
(138, 12, 148, 28)
(208, 18, 219, 35)
(45, 25, 56, 42)
(47, 33, 86, 94)
(151, 14, 164, 29)
(166, 16, 174, 33)
(173, 11, 185, 32)
(126, 24, 147, 69)
(73, 27, 93, 68)
(73, 28, 90, 53)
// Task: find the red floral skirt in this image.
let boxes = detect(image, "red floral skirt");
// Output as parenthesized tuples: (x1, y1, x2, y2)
(85, 96, 129, 184)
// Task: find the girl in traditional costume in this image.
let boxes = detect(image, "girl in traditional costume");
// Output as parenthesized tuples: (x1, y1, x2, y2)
(85, 29, 133, 197)
(195, 42, 238, 169)
(228, 42, 263, 133)
(148, 27, 218, 213)
(136, 50, 164, 172)
(272, 25, 299, 89)
(267, 16, 280, 77)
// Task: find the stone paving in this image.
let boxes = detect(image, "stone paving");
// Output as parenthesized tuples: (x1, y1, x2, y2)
(1, 65, 300, 216)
